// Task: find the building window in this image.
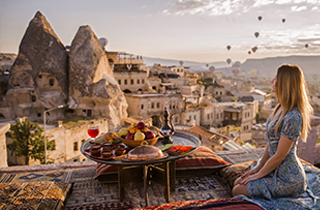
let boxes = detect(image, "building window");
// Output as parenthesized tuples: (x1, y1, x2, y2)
(142, 79, 145, 84)
(151, 102, 154, 109)
(118, 79, 121, 85)
(131, 79, 134, 84)
(216, 114, 219, 119)
(157, 102, 160, 108)
(175, 116, 178, 123)
(207, 114, 210, 120)
(169, 104, 172, 110)
(87, 110, 92, 117)
(137, 79, 140, 84)
(124, 79, 127, 85)
(141, 104, 144, 109)
(220, 113, 223, 118)
(194, 115, 196, 120)
(37, 113, 41, 117)
(31, 95, 36, 102)
(49, 79, 54, 86)
(73, 142, 78, 151)
(81, 139, 85, 144)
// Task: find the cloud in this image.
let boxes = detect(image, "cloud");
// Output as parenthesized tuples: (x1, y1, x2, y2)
(162, 0, 320, 16)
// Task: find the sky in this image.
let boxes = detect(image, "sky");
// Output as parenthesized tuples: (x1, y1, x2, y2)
(1, 0, 320, 63)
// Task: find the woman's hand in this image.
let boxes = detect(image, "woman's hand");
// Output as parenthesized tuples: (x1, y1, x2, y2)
(241, 166, 260, 179)
(239, 173, 260, 185)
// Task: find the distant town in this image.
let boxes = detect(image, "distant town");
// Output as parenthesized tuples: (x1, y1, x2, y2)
(0, 11, 319, 168)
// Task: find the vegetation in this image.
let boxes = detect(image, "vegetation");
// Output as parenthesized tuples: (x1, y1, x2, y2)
(6, 118, 55, 165)
(197, 78, 213, 89)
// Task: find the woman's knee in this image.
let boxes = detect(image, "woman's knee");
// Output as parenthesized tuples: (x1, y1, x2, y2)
(234, 176, 242, 186)
(232, 184, 249, 197)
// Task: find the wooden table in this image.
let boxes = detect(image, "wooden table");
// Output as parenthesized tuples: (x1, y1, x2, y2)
(80, 132, 200, 206)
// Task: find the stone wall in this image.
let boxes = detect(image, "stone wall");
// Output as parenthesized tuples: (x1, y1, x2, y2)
(0, 123, 10, 168)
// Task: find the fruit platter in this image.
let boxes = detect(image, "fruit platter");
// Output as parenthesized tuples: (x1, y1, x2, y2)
(84, 143, 129, 160)
(118, 121, 161, 148)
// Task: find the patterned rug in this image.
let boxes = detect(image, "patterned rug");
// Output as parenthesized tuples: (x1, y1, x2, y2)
(216, 149, 264, 164)
(0, 169, 72, 184)
(64, 168, 231, 209)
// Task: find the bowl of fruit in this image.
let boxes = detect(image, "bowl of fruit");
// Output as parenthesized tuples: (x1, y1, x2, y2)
(118, 121, 161, 148)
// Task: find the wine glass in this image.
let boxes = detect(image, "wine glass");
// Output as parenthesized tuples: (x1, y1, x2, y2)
(88, 122, 99, 143)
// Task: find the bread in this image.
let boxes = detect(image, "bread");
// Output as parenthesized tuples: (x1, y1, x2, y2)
(103, 132, 121, 144)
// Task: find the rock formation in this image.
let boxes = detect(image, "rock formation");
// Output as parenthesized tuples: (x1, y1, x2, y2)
(5, 11, 68, 120)
(68, 25, 128, 130)
(3, 11, 128, 129)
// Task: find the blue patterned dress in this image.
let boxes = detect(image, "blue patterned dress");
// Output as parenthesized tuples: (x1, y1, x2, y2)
(236, 107, 320, 210)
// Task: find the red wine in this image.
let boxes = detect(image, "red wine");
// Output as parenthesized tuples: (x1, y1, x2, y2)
(88, 127, 99, 138)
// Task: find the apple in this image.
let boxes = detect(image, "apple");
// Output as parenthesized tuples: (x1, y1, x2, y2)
(134, 131, 145, 141)
(150, 129, 158, 137)
(119, 128, 129, 137)
(125, 133, 134, 140)
(137, 121, 146, 130)
(145, 131, 155, 139)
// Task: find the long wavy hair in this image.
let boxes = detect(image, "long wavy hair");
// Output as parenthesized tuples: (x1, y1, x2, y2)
(272, 64, 313, 142)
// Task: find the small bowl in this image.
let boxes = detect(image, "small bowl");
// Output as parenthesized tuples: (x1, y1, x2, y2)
(101, 149, 112, 157)
(90, 145, 101, 156)
(102, 143, 116, 150)
(116, 144, 125, 149)
(115, 148, 125, 156)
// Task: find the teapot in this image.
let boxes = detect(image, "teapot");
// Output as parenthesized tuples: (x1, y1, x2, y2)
(159, 108, 175, 144)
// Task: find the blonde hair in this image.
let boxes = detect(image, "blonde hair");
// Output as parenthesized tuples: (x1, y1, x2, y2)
(273, 64, 313, 142)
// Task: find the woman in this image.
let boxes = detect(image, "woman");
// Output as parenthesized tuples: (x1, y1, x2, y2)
(232, 64, 320, 209)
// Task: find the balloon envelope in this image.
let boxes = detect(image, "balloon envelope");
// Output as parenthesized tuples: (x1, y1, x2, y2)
(232, 68, 240, 76)
(206, 64, 209, 67)
(99, 37, 108, 48)
(227, 45, 231, 51)
(248, 51, 251, 55)
(209, 66, 215, 72)
(254, 32, 259, 38)
(258, 16, 262, 21)
(226, 58, 231, 64)
(282, 18, 286, 23)
(251, 69, 257, 75)
(179, 60, 184, 66)
(252, 46, 258, 53)
(305, 44, 309, 48)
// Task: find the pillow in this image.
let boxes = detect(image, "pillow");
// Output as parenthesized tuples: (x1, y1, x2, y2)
(135, 197, 263, 210)
(175, 146, 231, 177)
(0, 181, 72, 210)
(94, 163, 118, 181)
(94, 146, 230, 179)
(217, 159, 257, 189)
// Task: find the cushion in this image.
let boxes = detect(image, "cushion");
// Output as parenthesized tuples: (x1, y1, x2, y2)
(0, 181, 72, 210)
(134, 198, 263, 210)
(217, 159, 257, 189)
(94, 146, 230, 179)
(176, 146, 230, 170)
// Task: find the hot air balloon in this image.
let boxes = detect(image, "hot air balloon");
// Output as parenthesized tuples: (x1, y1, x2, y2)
(305, 44, 309, 48)
(282, 18, 286, 23)
(209, 66, 215, 72)
(99, 37, 108, 50)
(252, 46, 258, 53)
(258, 16, 262, 21)
(254, 32, 260, 38)
(232, 68, 240, 76)
(226, 45, 231, 51)
(206, 64, 209, 67)
(226, 58, 232, 64)
(248, 51, 251, 55)
(179, 60, 184, 66)
(233, 61, 241, 68)
(251, 69, 257, 75)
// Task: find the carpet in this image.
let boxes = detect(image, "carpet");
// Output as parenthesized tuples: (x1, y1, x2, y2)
(0, 169, 73, 184)
(64, 167, 231, 209)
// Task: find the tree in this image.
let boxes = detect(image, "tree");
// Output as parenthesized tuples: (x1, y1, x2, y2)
(6, 117, 55, 165)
